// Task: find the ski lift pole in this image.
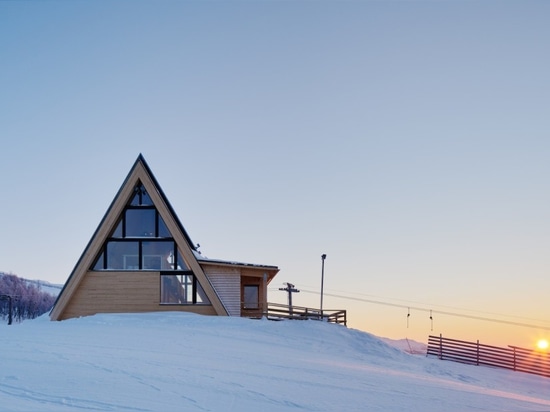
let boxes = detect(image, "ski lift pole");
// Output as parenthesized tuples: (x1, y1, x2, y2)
(279, 283, 300, 316)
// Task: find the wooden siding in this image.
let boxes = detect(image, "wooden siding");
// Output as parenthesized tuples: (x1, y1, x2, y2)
(59, 271, 216, 320)
(203, 266, 241, 317)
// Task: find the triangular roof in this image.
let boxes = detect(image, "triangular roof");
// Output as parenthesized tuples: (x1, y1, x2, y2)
(50, 154, 228, 320)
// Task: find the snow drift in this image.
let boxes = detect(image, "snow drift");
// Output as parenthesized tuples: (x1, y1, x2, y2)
(1, 312, 550, 411)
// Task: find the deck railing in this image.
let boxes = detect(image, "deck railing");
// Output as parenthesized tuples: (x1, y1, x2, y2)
(427, 334, 550, 379)
(242, 302, 347, 326)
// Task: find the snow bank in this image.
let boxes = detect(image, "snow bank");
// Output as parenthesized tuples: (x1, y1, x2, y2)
(1, 312, 550, 411)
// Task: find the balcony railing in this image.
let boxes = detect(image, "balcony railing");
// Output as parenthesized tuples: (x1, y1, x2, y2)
(242, 302, 347, 326)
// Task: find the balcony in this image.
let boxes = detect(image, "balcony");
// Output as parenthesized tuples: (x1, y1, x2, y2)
(242, 302, 347, 326)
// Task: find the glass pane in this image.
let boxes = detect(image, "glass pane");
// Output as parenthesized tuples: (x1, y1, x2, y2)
(92, 252, 105, 270)
(196, 280, 210, 304)
(111, 220, 123, 238)
(141, 190, 153, 206)
(160, 274, 194, 304)
(130, 184, 153, 206)
(130, 191, 140, 206)
(126, 209, 155, 237)
(142, 241, 174, 270)
(106, 241, 139, 270)
(161, 275, 183, 303)
(181, 274, 193, 303)
(158, 215, 171, 238)
(176, 249, 188, 270)
(243, 285, 259, 309)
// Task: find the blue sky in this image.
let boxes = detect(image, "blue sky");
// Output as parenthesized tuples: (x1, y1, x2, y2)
(1, 0, 549, 346)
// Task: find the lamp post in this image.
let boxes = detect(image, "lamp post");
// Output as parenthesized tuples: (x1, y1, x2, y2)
(320, 254, 326, 317)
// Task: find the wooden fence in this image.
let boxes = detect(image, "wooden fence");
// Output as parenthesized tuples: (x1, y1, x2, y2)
(242, 302, 347, 326)
(266, 302, 347, 325)
(427, 334, 550, 378)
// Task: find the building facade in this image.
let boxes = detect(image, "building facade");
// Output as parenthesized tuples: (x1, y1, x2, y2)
(50, 155, 279, 321)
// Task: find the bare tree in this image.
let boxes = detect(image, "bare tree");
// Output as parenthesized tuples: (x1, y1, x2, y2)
(0, 273, 56, 323)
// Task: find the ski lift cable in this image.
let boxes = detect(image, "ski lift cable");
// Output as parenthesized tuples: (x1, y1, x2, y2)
(296, 289, 550, 332)
(301, 286, 550, 325)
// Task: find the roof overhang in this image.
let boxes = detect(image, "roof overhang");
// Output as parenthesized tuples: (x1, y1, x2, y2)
(197, 257, 279, 282)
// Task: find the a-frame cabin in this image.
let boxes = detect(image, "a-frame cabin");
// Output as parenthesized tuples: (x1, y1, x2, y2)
(50, 155, 279, 321)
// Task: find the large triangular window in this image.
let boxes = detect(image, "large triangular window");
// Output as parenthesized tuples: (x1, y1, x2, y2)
(91, 182, 210, 305)
(91, 182, 191, 271)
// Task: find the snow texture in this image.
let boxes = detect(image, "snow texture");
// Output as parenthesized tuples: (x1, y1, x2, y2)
(1, 312, 550, 411)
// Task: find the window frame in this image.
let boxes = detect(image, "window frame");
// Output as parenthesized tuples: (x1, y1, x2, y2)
(91, 181, 185, 271)
(94, 239, 181, 271)
(159, 271, 210, 305)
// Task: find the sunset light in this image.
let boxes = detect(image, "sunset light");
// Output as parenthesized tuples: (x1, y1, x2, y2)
(536, 339, 549, 351)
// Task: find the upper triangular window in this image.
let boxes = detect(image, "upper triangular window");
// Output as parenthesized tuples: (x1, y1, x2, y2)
(91, 181, 188, 271)
(129, 184, 153, 206)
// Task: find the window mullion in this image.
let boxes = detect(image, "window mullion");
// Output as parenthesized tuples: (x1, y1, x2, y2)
(138, 241, 143, 270)
(155, 211, 160, 237)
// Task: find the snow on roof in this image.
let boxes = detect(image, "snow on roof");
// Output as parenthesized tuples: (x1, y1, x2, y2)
(193, 249, 278, 270)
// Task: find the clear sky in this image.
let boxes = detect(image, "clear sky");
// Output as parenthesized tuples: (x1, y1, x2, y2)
(1, 0, 549, 348)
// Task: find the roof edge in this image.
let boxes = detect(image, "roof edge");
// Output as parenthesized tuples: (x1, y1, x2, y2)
(51, 155, 145, 314)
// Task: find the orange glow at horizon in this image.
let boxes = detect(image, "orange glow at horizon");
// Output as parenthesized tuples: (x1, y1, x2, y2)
(536, 339, 549, 351)
(339, 300, 550, 349)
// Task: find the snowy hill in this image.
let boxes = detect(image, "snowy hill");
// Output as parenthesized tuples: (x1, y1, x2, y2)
(1, 312, 550, 411)
(0, 272, 63, 296)
(24, 278, 63, 296)
(380, 336, 428, 354)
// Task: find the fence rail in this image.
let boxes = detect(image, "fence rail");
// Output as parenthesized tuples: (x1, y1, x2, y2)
(242, 302, 347, 326)
(427, 334, 550, 378)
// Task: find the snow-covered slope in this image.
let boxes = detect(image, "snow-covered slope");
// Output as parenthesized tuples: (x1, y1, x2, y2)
(25, 279, 63, 296)
(381, 336, 428, 354)
(1, 312, 550, 411)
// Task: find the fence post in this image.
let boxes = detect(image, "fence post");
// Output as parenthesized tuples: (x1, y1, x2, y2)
(439, 333, 443, 359)
(476, 340, 480, 366)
